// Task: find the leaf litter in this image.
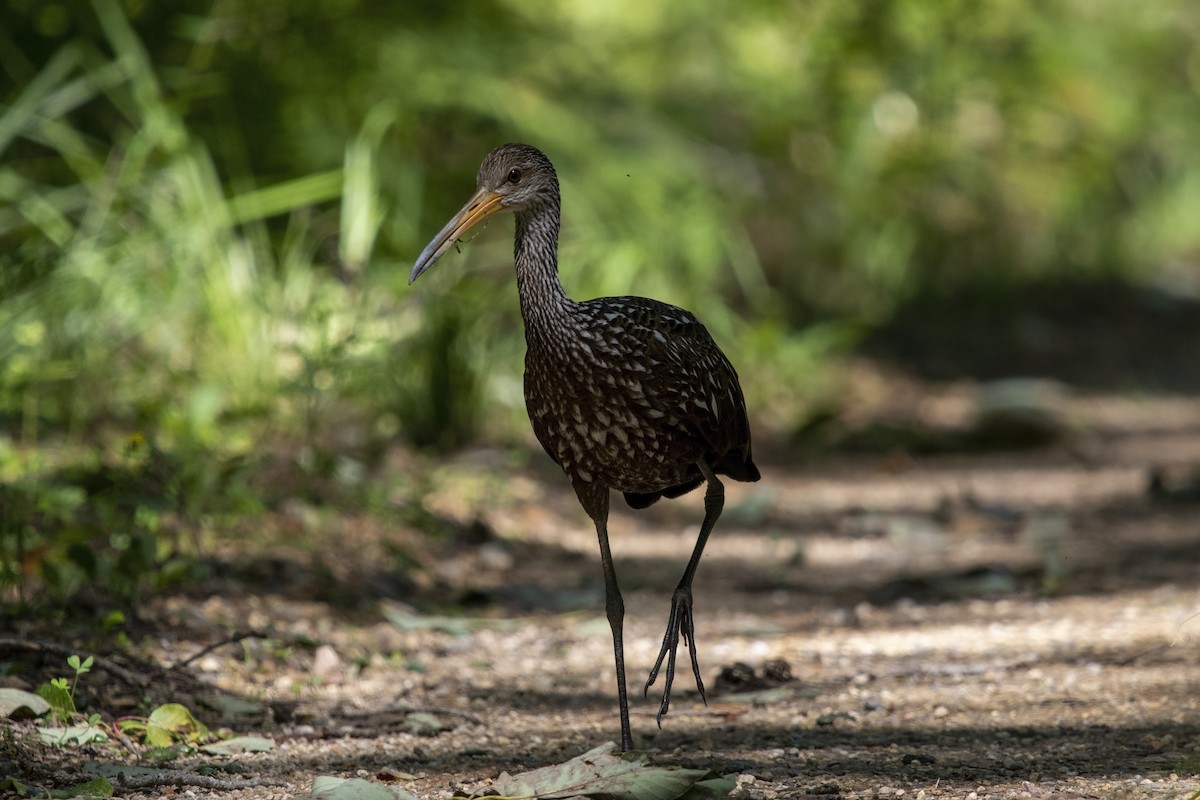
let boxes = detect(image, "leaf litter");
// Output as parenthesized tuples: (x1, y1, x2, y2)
(292, 743, 733, 800)
(473, 743, 732, 800)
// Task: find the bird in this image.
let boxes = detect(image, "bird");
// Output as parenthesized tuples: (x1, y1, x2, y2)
(409, 143, 759, 751)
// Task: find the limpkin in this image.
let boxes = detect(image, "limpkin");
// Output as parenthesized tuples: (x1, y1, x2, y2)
(410, 143, 759, 751)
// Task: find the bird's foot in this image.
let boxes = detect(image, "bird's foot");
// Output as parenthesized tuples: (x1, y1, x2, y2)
(644, 584, 706, 726)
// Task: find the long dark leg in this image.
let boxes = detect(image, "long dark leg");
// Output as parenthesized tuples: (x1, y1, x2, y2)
(644, 461, 724, 725)
(576, 483, 633, 751)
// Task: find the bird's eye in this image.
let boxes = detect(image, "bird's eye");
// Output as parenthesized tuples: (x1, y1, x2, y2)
(506, 168, 522, 184)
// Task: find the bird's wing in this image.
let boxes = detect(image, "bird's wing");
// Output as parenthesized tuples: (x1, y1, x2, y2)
(599, 297, 751, 461)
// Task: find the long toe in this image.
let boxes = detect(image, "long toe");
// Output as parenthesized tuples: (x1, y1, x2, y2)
(655, 632, 679, 725)
(644, 600, 679, 698)
(646, 586, 706, 725)
(681, 604, 707, 704)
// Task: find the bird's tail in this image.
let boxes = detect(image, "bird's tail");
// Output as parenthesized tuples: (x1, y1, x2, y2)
(715, 448, 760, 483)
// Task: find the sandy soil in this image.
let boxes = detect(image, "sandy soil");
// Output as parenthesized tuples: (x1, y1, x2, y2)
(6, 388, 1200, 800)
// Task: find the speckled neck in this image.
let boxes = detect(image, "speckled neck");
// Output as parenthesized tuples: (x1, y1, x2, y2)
(514, 200, 574, 340)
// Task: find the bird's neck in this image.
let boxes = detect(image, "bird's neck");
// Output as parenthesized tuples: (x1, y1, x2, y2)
(513, 203, 573, 338)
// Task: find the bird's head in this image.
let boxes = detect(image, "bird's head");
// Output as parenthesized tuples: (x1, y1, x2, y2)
(409, 143, 558, 284)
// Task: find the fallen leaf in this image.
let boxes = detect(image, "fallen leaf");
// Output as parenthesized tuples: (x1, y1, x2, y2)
(145, 703, 208, 746)
(0, 687, 51, 719)
(405, 712, 448, 735)
(208, 695, 266, 717)
(293, 775, 421, 800)
(47, 777, 114, 799)
(719, 687, 797, 705)
(202, 735, 276, 755)
(37, 724, 108, 746)
(486, 742, 735, 800)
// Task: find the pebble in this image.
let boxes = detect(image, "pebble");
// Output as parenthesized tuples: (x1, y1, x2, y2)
(312, 644, 342, 677)
(478, 542, 514, 571)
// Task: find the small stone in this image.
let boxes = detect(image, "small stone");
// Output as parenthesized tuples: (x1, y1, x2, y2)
(312, 644, 342, 677)
(478, 542, 514, 571)
(932, 705, 950, 718)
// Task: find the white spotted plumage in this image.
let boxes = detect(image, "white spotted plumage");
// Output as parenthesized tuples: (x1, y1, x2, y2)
(410, 142, 760, 752)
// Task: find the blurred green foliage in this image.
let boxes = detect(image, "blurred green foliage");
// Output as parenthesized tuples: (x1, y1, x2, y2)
(1, 0, 1198, 607)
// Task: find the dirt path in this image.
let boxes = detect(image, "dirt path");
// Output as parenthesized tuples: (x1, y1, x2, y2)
(9, 392, 1200, 799)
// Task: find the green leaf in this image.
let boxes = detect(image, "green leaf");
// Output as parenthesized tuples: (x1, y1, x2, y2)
(65, 654, 93, 675)
(227, 170, 344, 224)
(201, 735, 276, 755)
(101, 610, 127, 630)
(488, 742, 734, 800)
(0, 687, 52, 719)
(293, 776, 421, 800)
(35, 681, 75, 719)
(143, 703, 208, 746)
(48, 777, 113, 799)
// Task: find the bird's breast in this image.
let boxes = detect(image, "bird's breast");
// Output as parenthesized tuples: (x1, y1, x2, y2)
(522, 334, 700, 492)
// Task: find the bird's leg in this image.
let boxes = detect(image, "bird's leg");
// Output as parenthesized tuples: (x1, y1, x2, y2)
(576, 483, 634, 752)
(645, 461, 724, 726)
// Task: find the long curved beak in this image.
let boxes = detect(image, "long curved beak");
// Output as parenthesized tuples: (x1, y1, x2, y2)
(409, 187, 506, 284)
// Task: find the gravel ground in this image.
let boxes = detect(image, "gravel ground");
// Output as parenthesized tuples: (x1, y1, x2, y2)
(7, 390, 1200, 800)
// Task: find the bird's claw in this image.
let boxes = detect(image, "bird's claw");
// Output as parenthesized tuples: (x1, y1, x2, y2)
(644, 586, 706, 726)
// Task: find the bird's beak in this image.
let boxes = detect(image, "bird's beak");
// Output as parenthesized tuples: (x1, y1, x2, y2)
(409, 187, 506, 284)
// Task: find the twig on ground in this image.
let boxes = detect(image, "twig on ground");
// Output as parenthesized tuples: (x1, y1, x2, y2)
(173, 629, 273, 669)
(0, 638, 149, 689)
(336, 703, 486, 726)
(109, 771, 281, 791)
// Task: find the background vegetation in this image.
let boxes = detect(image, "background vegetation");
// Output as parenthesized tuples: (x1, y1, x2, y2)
(2, 0, 1198, 612)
